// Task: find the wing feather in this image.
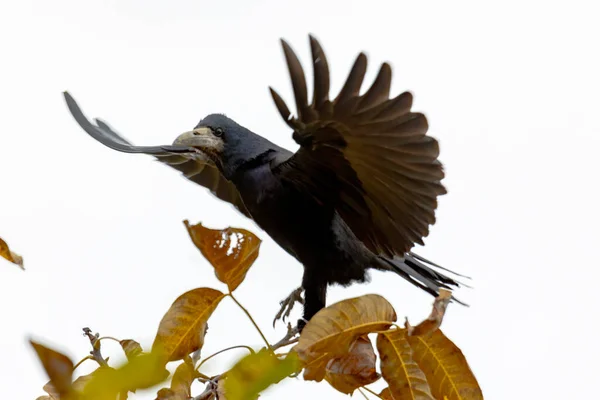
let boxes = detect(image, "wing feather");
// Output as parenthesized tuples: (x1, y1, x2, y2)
(63, 92, 251, 218)
(270, 37, 446, 256)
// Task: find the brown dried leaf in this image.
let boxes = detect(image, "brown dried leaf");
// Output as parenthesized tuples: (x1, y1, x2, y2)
(169, 357, 196, 399)
(407, 330, 483, 400)
(380, 387, 393, 399)
(30, 341, 74, 398)
(155, 388, 177, 400)
(324, 335, 380, 394)
(223, 350, 300, 400)
(0, 236, 24, 269)
(406, 289, 452, 337)
(294, 294, 396, 382)
(302, 353, 330, 381)
(120, 339, 143, 360)
(42, 382, 60, 399)
(153, 287, 225, 362)
(377, 329, 434, 400)
(184, 220, 261, 292)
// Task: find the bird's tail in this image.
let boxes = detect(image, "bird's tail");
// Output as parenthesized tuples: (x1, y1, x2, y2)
(377, 252, 470, 305)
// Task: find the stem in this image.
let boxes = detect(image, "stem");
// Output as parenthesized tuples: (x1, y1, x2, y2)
(73, 355, 93, 371)
(228, 293, 272, 350)
(363, 386, 384, 399)
(196, 345, 255, 371)
(98, 336, 121, 343)
(358, 388, 370, 399)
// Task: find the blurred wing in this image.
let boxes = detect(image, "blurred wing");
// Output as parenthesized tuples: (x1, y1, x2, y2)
(270, 37, 446, 257)
(63, 92, 251, 218)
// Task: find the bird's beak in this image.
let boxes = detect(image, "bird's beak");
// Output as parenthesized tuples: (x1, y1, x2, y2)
(173, 127, 224, 156)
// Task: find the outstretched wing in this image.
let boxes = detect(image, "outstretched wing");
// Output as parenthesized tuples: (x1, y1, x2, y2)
(270, 37, 446, 257)
(63, 92, 251, 218)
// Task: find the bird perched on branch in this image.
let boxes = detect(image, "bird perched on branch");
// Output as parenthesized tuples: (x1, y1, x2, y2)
(64, 35, 466, 331)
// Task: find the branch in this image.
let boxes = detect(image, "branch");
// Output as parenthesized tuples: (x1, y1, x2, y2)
(82, 327, 109, 367)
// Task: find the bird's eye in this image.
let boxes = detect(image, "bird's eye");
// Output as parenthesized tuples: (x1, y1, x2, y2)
(214, 127, 224, 137)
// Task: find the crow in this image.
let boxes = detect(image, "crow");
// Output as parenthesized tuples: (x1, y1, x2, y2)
(63, 35, 466, 331)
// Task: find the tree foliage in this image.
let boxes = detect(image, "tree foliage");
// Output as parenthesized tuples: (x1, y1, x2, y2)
(30, 221, 483, 399)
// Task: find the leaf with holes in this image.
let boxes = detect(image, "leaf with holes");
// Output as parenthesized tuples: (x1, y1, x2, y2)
(407, 329, 483, 400)
(377, 329, 434, 400)
(30, 341, 74, 398)
(324, 335, 380, 394)
(223, 350, 300, 400)
(0, 236, 24, 270)
(153, 287, 225, 362)
(184, 220, 261, 292)
(294, 294, 396, 382)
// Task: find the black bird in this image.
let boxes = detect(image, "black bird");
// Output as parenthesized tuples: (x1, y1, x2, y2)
(63, 36, 465, 330)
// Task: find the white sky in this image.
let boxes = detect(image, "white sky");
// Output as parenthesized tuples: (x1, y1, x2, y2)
(1, 0, 599, 398)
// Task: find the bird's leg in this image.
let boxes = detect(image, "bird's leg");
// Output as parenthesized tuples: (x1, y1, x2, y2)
(272, 287, 304, 327)
(298, 273, 327, 332)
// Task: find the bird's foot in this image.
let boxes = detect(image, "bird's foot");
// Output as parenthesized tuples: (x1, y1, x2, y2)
(272, 287, 304, 327)
(272, 323, 300, 350)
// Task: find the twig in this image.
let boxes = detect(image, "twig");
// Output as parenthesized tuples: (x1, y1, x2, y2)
(98, 336, 121, 343)
(196, 345, 255, 371)
(193, 373, 223, 400)
(363, 386, 384, 399)
(228, 293, 272, 351)
(358, 388, 371, 399)
(82, 327, 109, 367)
(73, 355, 94, 371)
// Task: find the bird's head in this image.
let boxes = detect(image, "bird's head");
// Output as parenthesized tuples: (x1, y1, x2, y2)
(173, 113, 270, 180)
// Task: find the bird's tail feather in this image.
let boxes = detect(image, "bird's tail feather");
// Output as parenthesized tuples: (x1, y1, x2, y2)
(378, 252, 470, 306)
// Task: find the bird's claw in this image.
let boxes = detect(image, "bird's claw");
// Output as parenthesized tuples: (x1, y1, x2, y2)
(273, 287, 304, 327)
(272, 322, 300, 351)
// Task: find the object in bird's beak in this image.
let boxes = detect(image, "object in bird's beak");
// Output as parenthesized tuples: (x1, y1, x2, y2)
(173, 127, 224, 157)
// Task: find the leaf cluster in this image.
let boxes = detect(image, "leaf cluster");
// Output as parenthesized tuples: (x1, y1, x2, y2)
(31, 221, 482, 400)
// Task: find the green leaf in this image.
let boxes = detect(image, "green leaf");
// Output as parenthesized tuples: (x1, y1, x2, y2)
(80, 351, 168, 400)
(223, 351, 300, 400)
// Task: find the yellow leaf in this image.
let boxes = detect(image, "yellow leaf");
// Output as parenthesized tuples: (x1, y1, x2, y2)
(406, 289, 452, 337)
(30, 341, 74, 398)
(407, 330, 483, 400)
(324, 335, 380, 394)
(377, 329, 434, 400)
(184, 220, 261, 292)
(72, 375, 93, 393)
(0, 236, 24, 270)
(80, 351, 169, 400)
(153, 287, 225, 362)
(294, 294, 396, 381)
(119, 339, 143, 360)
(223, 350, 300, 400)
